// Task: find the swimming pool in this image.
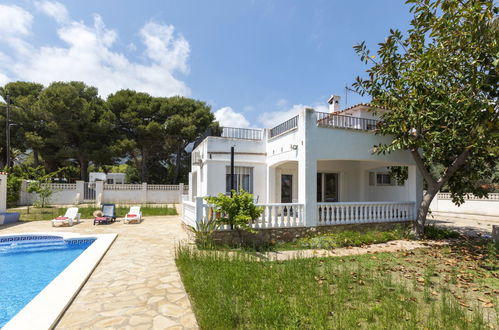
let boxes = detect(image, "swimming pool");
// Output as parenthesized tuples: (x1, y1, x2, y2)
(0, 235, 95, 327)
(0, 233, 116, 329)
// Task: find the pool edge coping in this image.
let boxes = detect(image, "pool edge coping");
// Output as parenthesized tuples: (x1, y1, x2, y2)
(1, 232, 117, 330)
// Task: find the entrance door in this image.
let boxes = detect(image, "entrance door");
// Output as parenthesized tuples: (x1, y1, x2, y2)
(281, 175, 293, 203)
(317, 173, 338, 202)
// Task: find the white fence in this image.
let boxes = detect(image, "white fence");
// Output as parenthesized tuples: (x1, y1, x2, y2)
(182, 198, 414, 230)
(18, 181, 188, 206)
(430, 192, 499, 217)
(317, 202, 415, 226)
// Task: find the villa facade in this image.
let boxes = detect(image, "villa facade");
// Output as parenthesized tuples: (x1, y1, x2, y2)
(183, 96, 423, 229)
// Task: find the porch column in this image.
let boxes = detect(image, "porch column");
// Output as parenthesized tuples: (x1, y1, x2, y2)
(298, 107, 317, 226)
(407, 165, 423, 219)
(266, 166, 276, 203)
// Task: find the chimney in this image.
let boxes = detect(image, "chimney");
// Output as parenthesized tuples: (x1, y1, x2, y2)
(327, 95, 341, 113)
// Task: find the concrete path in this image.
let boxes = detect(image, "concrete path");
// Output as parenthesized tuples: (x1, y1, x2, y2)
(0, 216, 197, 329)
(427, 214, 499, 237)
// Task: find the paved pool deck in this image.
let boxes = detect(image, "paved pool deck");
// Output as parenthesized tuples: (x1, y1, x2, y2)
(0, 216, 198, 330)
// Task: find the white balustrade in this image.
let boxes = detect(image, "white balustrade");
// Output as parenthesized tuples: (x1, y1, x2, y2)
(182, 201, 197, 228)
(437, 192, 499, 201)
(196, 203, 305, 230)
(317, 201, 415, 226)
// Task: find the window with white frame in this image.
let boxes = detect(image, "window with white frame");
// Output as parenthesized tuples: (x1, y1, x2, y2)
(226, 166, 253, 194)
(369, 172, 403, 186)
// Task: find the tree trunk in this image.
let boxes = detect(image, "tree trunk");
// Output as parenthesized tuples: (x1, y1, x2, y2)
(79, 159, 89, 181)
(173, 145, 182, 184)
(141, 149, 147, 183)
(33, 149, 40, 167)
(415, 188, 438, 236)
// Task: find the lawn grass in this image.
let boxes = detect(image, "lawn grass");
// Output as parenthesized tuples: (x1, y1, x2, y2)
(11, 204, 177, 221)
(275, 227, 411, 250)
(176, 240, 498, 329)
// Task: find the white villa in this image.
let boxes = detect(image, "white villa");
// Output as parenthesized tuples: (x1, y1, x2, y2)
(183, 96, 423, 229)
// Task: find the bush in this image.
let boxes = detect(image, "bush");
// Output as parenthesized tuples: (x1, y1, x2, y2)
(205, 190, 263, 233)
(6, 172, 22, 208)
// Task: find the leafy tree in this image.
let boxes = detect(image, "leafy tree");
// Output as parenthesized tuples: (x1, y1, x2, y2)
(107, 90, 168, 183)
(163, 96, 218, 183)
(0, 82, 44, 167)
(353, 0, 498, 235)
(34, 81, 116, 180)
(26, 168, 65, 207)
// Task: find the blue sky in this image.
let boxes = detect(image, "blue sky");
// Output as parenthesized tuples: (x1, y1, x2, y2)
(0, 0, 412, 127)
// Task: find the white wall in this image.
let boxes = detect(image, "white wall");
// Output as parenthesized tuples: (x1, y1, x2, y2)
(18, 182, 186, 206)
(0, 173, 7, 212)
(430, 194, 499, 217)
(362, 165, 414, 202)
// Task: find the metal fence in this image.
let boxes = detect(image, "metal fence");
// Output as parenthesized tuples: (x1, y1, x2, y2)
(269, 116, 299, 138)
(316, 112, 379, 131)
(221, 127, 263, 140)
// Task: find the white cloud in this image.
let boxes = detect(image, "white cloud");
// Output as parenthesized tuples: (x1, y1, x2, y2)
(35, 1, 69, 24)
(258, 103, 329, 127)
(0, 4, 190, 97)
(214, 107, 251, 128)
(0, 5, 33, 36)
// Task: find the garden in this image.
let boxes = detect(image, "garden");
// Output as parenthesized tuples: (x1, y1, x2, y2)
(176, 238, 498, 329)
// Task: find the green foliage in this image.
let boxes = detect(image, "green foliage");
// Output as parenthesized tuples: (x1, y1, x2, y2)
(389, 166, 408, 185)
(353, 0, 498, 233)
(277, 228, 409, 250)
(423, 225, 461, 240)
(205, 190, 263, 233)
(1, 82, 218, 183)
(176, 245, 493, 329)
(5, 171, 22, 208)
(186, 218, 219, 249)
(26, 168, 64, 208)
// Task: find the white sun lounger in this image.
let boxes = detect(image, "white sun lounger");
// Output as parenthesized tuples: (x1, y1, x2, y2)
(51, 207, 81, 227)
(123, 206, 142, 224)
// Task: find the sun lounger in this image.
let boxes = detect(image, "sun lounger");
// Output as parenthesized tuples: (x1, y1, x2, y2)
(51, 208, 80, 227)
(123, 206, 142, 224)
(93, 204, 116, 225)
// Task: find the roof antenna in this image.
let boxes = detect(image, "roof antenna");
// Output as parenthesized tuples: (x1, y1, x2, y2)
(344, 86, 348, 108)
(344, 86, 357, 108)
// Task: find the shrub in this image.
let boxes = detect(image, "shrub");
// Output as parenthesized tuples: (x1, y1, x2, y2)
(205, 190, 263, 234)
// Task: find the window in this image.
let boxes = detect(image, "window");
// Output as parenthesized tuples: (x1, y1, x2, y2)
(369, 172, 399, 186)
(376, 173, 394, 186)
(226, 166, 253, 194)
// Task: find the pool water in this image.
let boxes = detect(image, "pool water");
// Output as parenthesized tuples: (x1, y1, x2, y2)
(0, 236, 95, 327)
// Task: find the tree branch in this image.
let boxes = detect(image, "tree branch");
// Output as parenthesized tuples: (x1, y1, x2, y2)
(437, 147, 471, 187)
(410, 148, 437, 188)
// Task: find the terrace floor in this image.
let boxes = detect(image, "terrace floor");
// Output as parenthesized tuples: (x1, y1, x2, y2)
(0, 216, 198, 330)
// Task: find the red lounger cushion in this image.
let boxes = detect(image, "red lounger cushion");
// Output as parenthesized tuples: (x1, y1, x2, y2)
(95, 217, 109, 220)
(126, 214, 137, 217)
(55, 217, 68, 220)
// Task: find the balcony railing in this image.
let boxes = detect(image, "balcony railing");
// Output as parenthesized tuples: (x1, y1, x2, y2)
(221, 127, 263, 140)
(269, 115, 298, 138)
(193, 126, 263, 149)
(316, 112, 379, 131)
